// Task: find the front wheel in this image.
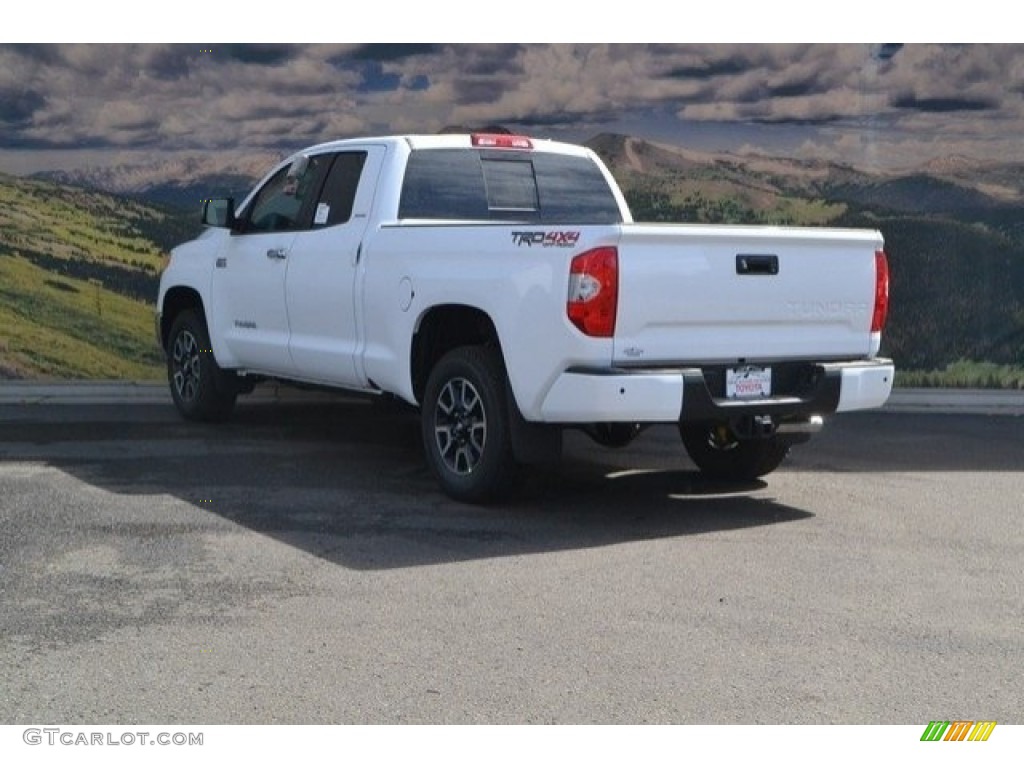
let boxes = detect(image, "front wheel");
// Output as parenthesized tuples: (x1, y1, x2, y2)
(166, 309, 237, 421)
(421, 346, 516, 503)
(680, 423, 789, 481)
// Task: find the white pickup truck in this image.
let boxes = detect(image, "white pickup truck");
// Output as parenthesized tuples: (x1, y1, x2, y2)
(157, 132, 893, 502)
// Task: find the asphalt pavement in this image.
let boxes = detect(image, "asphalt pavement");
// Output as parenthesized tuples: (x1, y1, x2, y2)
(0, 383, 1021, 724)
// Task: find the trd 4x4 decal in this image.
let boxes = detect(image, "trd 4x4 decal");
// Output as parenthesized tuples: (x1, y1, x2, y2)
(511, 231, 580, 247)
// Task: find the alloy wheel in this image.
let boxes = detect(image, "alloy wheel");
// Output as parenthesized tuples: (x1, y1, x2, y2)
(171, 329, 201, 403)
(433, 377, 488, 475)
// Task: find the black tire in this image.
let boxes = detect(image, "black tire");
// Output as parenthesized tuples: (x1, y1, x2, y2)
(421, 346, 517, 503)
(166, 309, 237, 421)
(680, 423, 789, 481)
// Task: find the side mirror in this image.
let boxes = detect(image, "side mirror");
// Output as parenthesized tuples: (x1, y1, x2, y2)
(202, 198, 236, 229)
(288, 155, 310, 178)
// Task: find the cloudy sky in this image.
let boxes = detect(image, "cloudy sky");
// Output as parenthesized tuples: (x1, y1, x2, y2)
(1, 42, 1023, 175)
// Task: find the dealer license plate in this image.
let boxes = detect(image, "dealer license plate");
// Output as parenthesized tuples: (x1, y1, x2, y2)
(726, 366, 772, 399)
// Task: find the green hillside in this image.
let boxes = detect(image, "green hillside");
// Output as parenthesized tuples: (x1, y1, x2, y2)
(0, 174, 180, 379)
(837, 211, 1024, 372)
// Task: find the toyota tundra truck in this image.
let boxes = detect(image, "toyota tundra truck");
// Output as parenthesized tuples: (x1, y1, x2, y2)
(156, 133, 893, 502)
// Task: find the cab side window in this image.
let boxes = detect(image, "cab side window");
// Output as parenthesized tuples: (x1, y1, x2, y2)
(244, 155, 331, 233)
(313, 152, 368, 227)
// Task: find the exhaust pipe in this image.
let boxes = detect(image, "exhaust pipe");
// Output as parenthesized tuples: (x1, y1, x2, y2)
(728, 414, 824, 443)
(776, 415, 824, 444)
(776, 415, 824, 436)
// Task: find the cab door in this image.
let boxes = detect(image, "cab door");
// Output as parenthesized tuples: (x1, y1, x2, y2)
(209, 154, 331, 376)
(285, 145, 386, 387)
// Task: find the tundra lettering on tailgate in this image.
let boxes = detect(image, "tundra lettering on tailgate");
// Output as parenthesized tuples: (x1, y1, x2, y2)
(511, 231, 580, 248)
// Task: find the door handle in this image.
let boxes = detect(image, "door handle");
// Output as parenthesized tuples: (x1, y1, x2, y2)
(736, 254, 779, 276)
(266, 248, 288, 260)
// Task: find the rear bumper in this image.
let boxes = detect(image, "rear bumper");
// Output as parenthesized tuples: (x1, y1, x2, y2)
(537, 359, 894, 423)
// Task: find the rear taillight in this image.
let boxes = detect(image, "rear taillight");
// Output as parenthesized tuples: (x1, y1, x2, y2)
(471, 133, 533, 150)
(871, 249, 890, 333)
(568, 247, 618, 338)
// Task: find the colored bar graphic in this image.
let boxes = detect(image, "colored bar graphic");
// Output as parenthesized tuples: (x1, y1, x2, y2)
(945, 721, 973, 741)
(968, 722, 997, 742)
(921, 720, 996, 742)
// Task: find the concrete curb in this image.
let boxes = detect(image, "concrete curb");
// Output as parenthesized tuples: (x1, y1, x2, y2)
(0, 381, 341, 406)
(0, 381, 170, 405)
(883, 388, 1024, 416)
(1, 381, 1022, 415)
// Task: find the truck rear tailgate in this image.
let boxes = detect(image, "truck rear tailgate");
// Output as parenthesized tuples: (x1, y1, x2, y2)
(612, 223, 884, 365)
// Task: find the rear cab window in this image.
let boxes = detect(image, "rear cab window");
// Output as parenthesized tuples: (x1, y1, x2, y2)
(399, 148, 623, 224)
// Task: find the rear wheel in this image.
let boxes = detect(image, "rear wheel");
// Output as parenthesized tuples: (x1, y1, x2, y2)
(680, 423, 789, 481)
(585, 422, 643, 448)
(166, 309, 236, 421)
(421, 346, 516, 503)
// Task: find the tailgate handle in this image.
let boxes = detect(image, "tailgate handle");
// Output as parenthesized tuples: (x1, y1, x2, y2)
(736, 254, 779, 276)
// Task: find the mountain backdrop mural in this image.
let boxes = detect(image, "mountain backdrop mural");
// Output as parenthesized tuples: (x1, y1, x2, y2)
(1, 132, 1022, 383)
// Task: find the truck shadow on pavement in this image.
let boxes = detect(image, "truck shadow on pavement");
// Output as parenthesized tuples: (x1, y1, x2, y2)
(1, 399, 814, 571)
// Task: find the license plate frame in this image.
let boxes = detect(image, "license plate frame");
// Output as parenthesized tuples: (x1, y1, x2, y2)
(726, 366, 772, 399)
